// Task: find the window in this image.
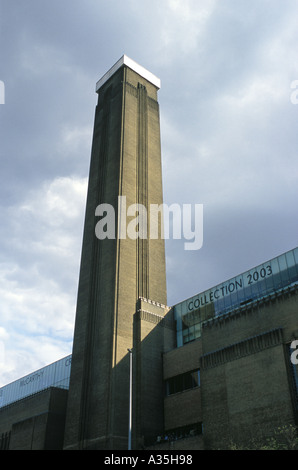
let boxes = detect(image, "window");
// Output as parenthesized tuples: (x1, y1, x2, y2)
(165, 369, 200, 396)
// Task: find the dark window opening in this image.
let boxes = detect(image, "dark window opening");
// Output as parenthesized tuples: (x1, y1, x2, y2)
(165, 369, 200, 396)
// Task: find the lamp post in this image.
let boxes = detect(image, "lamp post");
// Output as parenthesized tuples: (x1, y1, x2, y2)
(127, 348, 133, 450)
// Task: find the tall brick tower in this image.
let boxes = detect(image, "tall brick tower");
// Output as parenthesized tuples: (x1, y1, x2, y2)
(63, 56, 172, 450)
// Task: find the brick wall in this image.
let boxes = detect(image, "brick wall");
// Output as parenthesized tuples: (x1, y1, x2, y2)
(200, 289, 298, 449)
(0, 387, 68, 450)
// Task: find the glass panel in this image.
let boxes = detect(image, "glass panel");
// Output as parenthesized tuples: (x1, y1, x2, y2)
(182, 329, 189, 345)
(294, 247, 298, 266)
(215, 297, 226, 316)
(188, 326, 195, 342)
(184, 372, 193, 390)
(168, 377, 176, 395)
(191, 370, 200, 387)
(263, 262, 274, 293)
(271, 257, 282, 290)
(286, 250, 298, 284)
(194, 323, 201, 338)
(176, 375, 183, 393)
(278, 254, 289, 286)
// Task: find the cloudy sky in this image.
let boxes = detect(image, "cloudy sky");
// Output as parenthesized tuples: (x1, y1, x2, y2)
(0, 0, 298, 386)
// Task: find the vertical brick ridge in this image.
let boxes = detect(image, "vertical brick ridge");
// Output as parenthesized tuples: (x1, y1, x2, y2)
(137, 83, 149, 299)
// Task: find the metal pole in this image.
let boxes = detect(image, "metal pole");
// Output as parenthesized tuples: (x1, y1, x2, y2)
(128, 348, 133, 450)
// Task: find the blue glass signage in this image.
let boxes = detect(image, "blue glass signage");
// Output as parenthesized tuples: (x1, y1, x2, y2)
(174, 247, 298, 347)
(0, 354, 72, 408)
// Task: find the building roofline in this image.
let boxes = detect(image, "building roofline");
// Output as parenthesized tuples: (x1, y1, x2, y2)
(95, 55, 161, 92)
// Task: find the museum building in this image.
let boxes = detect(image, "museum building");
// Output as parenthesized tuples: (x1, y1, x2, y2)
(0, 246, 297, 450)
(0, 57, 297, 450)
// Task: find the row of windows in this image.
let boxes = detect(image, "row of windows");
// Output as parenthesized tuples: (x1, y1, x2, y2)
(165, 369, 200, 396)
